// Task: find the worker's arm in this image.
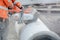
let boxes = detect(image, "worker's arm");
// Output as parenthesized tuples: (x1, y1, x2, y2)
(8, 5, 22, 14)
(13, 2, 31, 13)
(3, 0, 13, 8)
(14, 2, 23, 9)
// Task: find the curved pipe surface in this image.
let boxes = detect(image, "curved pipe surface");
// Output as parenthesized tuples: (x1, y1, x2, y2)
(19, 18, 60, 40)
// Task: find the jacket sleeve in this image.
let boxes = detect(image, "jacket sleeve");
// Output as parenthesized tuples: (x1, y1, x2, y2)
(3, 0, 13, 7)
(14, 2, 22, 8)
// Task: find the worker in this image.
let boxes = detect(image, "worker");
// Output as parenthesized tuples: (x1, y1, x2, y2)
(0, 0, 14, 40)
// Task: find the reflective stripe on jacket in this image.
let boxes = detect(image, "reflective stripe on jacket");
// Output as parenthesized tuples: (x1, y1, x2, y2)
(0, 6, 8, 10)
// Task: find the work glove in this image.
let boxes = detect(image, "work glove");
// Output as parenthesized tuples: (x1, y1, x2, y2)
(24, 6, 32, 14)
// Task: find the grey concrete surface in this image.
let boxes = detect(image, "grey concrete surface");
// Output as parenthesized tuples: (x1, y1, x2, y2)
(6, 17, 19, 40)
(38, 12, 60, 36)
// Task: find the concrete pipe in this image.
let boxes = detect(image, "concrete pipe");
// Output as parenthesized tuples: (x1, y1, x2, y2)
(19, 18, 60, 40)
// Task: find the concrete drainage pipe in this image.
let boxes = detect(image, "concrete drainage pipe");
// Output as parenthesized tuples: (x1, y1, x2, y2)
(19, 18, 60, 40)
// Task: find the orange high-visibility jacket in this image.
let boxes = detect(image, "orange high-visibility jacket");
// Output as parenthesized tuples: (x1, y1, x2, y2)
(0, 0, 13, 19)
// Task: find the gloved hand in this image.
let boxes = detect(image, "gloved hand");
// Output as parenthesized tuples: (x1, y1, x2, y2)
(24, 6, 32, 14)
